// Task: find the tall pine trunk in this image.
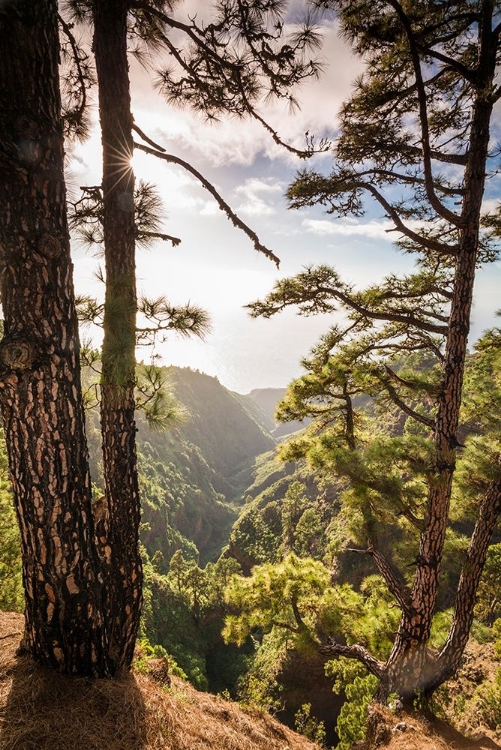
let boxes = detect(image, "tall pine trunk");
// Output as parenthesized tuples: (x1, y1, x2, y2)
(93, 0, 143, 670)
(376, 4, 500, 701)
(0, 0, 109, 675)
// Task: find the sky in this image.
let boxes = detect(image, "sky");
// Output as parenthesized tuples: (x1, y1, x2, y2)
(68, 3, 501, 395)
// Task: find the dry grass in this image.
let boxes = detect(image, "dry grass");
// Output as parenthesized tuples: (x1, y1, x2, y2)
(0, 612, 319, 750)
(355, 704, 501, 750)
(2, 612, 500, 750)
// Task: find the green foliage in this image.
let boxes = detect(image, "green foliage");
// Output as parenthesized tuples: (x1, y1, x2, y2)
(238, 673, 284, 715)
(355, 576, 402, 658)
(461, 327, 501, 434)
(453, 328, 501, 523)
(234, 627, 289, 715)
(459, 621, 501, 731)
(0, 444, 23, 612)
(134, 636, 189, 681)
(141, 550, 210, 690)
(0, 490, 24, 612)
(228, 471, 339, 573)
(140, 545, 248, 693)
(135, 364, 187, 430)
(294, 703, 327, 747)
(280, 481, 327, 558)
(326, 658, 378, 750)
(223, 556, 401, 668)
(266, 341, 447, 565)
(476, 544, 501, 625)
(476, 671, 501, 731)
(70, 181, 168, 250)
(494, 619, 501, 660)
(168, 367, 274, 482)
(81, 365, 277, 567)
(223, 554, 331, 648)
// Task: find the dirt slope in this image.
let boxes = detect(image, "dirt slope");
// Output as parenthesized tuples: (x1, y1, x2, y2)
(0, 612, 319, 750)
(355, 703, 500, 750)
(2, 612, 500, 750)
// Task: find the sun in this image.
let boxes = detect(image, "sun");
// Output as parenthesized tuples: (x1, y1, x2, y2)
(103, 127, 135, 195)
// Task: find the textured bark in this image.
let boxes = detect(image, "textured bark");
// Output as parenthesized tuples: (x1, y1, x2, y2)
(0, 0, 109, 674)
(375, 1, 499, 701)
(435, 473, 501, 689)
(93, 0, 143, 670)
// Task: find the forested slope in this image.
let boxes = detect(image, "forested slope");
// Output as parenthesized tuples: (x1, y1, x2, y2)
(2, 362, 501, 748)
(86, 367, 279, 566)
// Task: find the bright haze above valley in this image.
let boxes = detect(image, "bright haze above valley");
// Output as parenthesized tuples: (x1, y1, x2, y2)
(69, 0, 501, 395)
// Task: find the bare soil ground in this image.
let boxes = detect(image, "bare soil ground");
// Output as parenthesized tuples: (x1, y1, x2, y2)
(0, 612, 319, 750)
(355, 703, 500, 750)
(1, 611, 499, 750)
(437, 639, 501, 744)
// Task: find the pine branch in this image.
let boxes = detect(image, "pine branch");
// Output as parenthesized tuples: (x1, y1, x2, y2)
(360, 181, 459, 255)
(139, 230, 181, 246)
(291, 599, 307, 631)
(308, 282, 449, 335)
(384, 365, 440, 395)
(58, 14, 88, 121)
(289, 171, 459, 255)
(355, 167, 464, 198)
(415, 45, 476, 85)
(129, 1, 242, 73)
(57, 13, 93, 140)
(237, 84, 330, 159)
(362, 339, 444, 363)
(367, 544, 413, 617)
(130, 2, 327, 158)
(133, 137, 280, 266)
(407, 146, 467, 166)
(136, 295, 210, 344)
(386, 0, 463, 228)
(318, 638, 385, 680)
(132, 122, 166, 152)
(270, 620, 301, 634)
(250, 269, 449, 335)
(381, 378, 436, 431)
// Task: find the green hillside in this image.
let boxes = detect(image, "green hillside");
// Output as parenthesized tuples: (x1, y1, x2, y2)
(134, 367, 277, 565)
(170, 369, 275, 482)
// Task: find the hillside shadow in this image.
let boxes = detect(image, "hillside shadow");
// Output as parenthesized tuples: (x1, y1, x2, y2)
(432, 717, 501, 749)
(0, 652, 148, 750)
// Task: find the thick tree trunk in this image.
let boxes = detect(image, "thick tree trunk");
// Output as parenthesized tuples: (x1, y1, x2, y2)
(93, 0, 143, 670)
(375, 4, 499, 702)
(0, 0, 110, 675)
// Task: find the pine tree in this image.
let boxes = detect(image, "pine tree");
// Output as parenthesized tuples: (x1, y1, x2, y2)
(63, 0, 326, 672)
(91, 0, 143, 672)
(0, 0, 111, 674)
(249, 0, 501, 703)
(0, 0, 327, 675)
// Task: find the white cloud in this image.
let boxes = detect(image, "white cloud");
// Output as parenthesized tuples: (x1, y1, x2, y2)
(127, 16, 362, 169)
(199, 201, 220, 216)
(481, 197, 501, 214)
(234, 178, 283, 216)
(235, 179, 283, 196)
(237, 200, 276, 217)
(302, 218, 396, 240)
